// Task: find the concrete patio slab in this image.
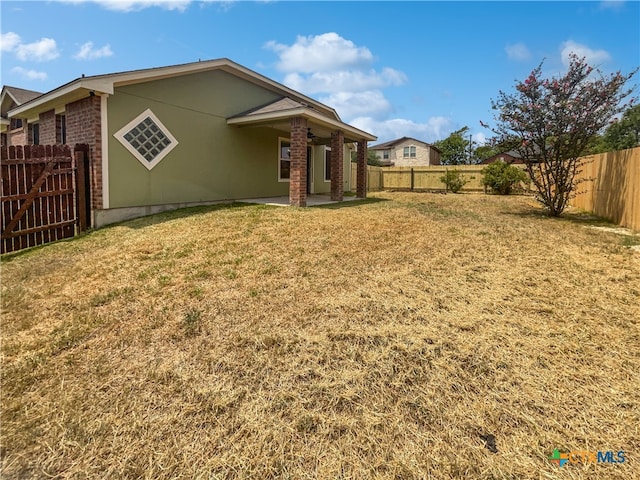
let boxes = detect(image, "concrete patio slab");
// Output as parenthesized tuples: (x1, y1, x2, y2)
(236, 194, 361, 207)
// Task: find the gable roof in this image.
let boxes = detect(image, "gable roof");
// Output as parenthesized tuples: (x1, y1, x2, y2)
(228, 97, 376, 143)
(6, 58, 376, 143)
(7, 58, 341, 122)
(1, 86, 44, 121)
(370, 136, 440, 152)
(238, 97, 306, 116)
(2, 86, 43, 105)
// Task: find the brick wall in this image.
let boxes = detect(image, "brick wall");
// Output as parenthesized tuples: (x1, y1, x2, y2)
(38, 110, 57, 145)
(66, 95, 102, 210)
(8, 127, 26, 145)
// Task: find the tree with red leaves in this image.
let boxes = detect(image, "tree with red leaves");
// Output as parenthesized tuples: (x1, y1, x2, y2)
(487, 54, 636, 216)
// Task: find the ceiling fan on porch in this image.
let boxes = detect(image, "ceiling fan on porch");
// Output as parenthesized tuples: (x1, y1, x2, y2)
(307, 128, 330, 145)
(307, 128, 317, 141)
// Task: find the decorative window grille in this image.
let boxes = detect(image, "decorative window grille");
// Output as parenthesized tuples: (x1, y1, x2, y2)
(114, 109, 178, 170)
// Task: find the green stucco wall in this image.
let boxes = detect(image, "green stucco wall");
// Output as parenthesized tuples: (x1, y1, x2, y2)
(310, 144, 351, 194)
(311, 145, 327, 194)
(107, 70, 289, 208)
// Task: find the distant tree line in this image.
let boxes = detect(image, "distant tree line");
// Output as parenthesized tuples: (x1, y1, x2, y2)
(430, 103, 639, 166)
(584, 104, 640, 154)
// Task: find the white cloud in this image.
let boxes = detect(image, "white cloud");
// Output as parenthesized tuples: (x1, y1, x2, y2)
(266, 32, 452, 142)
(2, 33, 59, 61)
(505, 42, 531, 61)
(1, 32, 21, 52)
(472, 132, 487, 145)
(64, 0, 191, 11)
(266, 32, 411, 124)
(15, 37, 59, 62)
(353, 116, 454, 144)
(283, 68, 407, 95)
(560, 40, 611, 67)
(319, 91, 393, 119)
(265, 32, 374, 73)
(11, 66, 48, 81)
(74, 41, 114, 60)
(600, 0, 625, 10)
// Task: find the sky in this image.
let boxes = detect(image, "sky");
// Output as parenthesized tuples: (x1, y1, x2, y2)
(1, 1, 639, 145)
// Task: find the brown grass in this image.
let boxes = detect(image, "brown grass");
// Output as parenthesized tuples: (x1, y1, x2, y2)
(1, 192, 639, 479)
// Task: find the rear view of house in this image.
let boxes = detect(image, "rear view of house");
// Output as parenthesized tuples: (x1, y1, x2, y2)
(2, 59, 376, 227)
(370, 136, 440, 167)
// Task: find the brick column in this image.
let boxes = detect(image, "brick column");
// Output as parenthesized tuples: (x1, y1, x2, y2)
(330, 130, 344, 201)
(289, 116, 307, 207)
(66, 95, 102, 211)
(357, 139, 367, 198)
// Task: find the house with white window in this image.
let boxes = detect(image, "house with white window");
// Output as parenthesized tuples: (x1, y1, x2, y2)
(3, 59, 376, 227)
(370, 136, 440, 167)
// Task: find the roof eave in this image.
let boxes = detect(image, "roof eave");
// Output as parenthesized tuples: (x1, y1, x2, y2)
(7, 58, 343, 123)
(228, 108, 376, 142)
(8, 79, 114, 118)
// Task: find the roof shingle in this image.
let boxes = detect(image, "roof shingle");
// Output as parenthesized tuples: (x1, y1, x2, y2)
(3, 86, 43, 105)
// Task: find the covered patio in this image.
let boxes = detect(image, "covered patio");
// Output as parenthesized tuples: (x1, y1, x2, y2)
(228, 98, 377, 207)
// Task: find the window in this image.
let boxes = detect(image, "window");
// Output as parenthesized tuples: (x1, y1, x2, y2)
(10, 118, 22, 130)
(56, 114, 66, 144)
(278, 138, 291, 181)
(30, 123, 40, 145)
(403, 146, 416, 158)
(383, 150, 389, 160)
(114, 109, 178, 170)
(324, 146, 331, 182)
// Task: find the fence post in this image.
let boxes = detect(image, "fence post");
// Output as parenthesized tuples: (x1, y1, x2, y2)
(410, 168, 414, 191)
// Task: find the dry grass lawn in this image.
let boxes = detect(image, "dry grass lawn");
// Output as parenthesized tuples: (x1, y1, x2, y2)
(1, 192, 639, 479)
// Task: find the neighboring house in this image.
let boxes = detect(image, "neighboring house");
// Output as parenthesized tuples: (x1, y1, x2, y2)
(369, 137, 441, 166)
(1, 86, 44, 146)
(481, 150, 524, 164)
(3, 59, 376, 227)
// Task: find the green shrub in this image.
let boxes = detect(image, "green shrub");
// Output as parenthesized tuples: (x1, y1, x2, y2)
(481, 161, 529, 195)
(440, 169, 468, 193)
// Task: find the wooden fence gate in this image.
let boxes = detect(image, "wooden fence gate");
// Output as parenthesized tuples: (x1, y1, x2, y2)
(1, 144, 90, 254)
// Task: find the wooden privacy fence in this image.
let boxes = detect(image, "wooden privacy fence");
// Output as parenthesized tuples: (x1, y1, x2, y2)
(571, 147, 640, 231)
(1, 144, 90, 254)
(350, 148, 639, 230)
(351, 164, 499, 192)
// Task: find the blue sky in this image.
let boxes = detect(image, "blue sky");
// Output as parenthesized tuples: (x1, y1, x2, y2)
(1, 1, 638, 144)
